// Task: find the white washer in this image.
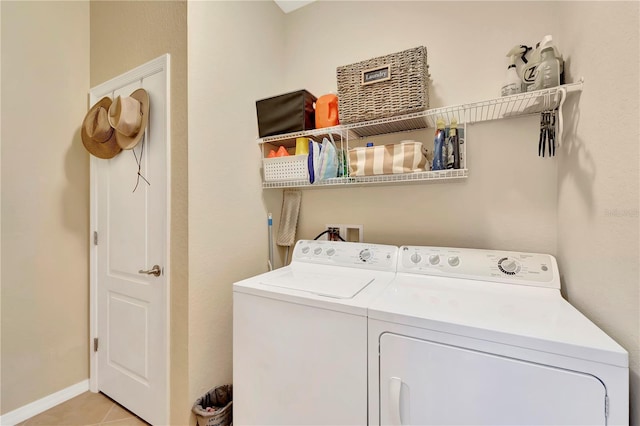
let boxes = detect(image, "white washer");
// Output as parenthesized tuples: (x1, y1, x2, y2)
(368, 246, 628, 426)
(233, 239, 398, 425)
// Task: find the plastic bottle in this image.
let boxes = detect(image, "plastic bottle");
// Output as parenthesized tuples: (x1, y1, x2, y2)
(432, 119, 445, 171)
(501, 46, 527, 96)
(524, 35, 563, 91)
(295, 137, 309, 155)
(315, 93, 340, 128)
(448, 119, 461, 169)
(501, 64, 523, 97)
(534, 47, 561, 90)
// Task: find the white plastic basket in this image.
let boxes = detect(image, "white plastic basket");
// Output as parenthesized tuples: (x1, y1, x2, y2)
(263, 155, 309, 181)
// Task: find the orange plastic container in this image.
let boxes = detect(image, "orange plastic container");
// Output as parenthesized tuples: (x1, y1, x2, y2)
(315, 94, 339, 128)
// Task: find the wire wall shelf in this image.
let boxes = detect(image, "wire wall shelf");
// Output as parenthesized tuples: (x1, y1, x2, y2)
(257, 81, 582, 189)
(257, 82, 582, 145)
(262, 169, 469, 189)
(258, 126, 355, 148)
(344, 80, 583, 136)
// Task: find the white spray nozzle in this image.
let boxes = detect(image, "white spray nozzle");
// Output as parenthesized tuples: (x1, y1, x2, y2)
(506, 45, 531, 65)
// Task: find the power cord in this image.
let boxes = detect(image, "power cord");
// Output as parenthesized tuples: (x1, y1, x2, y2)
(313, 229, 345, 242)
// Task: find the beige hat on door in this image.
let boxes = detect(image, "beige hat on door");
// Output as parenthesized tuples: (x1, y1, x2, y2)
(81, 97, 121, 159)
(108, 88, 150, 150)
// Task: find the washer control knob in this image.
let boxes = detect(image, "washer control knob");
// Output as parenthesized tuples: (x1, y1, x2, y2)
(448, 256, 460, 267)
(301, 246, 310, 254)
(410, 253, 422, 264)
(359, 249, 372, 262)
(429, 255, 440, 265)
(313, 247, 322, 255)
(498, 257, 520, 275)
(326, 248, 336, 256)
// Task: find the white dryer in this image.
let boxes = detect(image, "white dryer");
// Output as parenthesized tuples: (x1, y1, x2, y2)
(368, 246, 628, 426)
(233, 239, 398, 425)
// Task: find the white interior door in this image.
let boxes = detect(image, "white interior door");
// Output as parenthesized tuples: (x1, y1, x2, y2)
(379, 333, 606, 425)
(90, 55, 170, 425)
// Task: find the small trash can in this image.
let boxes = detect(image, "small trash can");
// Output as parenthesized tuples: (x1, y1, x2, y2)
(192, 384, 233, 426)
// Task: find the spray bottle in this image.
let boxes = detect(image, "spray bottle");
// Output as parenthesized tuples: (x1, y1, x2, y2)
(448, 119, 460, 169)
(432, 118, 446, 171)
(501, 45, 529, 96)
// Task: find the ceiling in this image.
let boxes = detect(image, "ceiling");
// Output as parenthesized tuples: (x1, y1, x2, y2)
(274, 0, 317, 14)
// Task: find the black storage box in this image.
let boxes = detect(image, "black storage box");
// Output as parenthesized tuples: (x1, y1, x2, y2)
(256, 90, 317, 138)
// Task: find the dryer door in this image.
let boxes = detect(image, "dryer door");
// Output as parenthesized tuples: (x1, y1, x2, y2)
(379, 333, 606, 425)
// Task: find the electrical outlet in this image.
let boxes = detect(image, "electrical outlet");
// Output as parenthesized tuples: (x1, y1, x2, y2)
(324, 224, 364, 242)
(327, 226, 341, 241)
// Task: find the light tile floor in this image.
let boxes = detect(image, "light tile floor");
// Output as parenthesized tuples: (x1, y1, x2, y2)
(17, 391, 149, 426)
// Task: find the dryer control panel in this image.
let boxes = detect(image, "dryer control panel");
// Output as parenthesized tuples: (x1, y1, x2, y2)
(398, 246, 559, 289)
(293, 240, 398, 271)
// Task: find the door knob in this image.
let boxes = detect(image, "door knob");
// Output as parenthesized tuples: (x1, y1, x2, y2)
(138, 264, 162, 277)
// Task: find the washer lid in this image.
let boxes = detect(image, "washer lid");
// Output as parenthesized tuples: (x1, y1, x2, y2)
(368, 274, 628, 367)
(259, 266, 375, 299)
(234, 263, 397, 315)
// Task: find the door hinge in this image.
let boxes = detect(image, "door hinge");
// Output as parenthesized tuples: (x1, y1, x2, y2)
(94, 231, 98, 246)
(94, 337, 99, 352)
(605, 395, 609, 418)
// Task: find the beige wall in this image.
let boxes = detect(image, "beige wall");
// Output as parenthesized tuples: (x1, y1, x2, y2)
(187, 0, 285, 411)
(278, 1, 561, 253)
(0, 1, 90, 414)
(89, 2, 190, 423)
(556, 2, 640, 423)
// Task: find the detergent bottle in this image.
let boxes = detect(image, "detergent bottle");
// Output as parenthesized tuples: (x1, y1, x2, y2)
(315, 93, 339, 128)
(523, 35, 564, 91)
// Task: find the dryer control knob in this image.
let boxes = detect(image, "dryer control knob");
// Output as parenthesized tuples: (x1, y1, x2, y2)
(448, 256, 460, 267)
(410, 253, 422, 264)
(301, 246, 310, 254)
(326, 248, 336, 256)
(313, 247, 323, 255)
(429, 255, 440, 265)
(502, 260, 517, 272)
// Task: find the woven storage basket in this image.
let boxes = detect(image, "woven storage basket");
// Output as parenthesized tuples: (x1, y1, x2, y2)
(337, 46, 428, 124)
(192, 384, 233, 426)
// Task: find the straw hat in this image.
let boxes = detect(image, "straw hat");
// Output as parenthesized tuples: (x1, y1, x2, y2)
(108, 88, 150, 150)
(81, 97, 121, 159)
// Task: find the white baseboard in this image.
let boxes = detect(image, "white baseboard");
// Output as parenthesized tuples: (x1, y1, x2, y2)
(0, 379, 89, 426)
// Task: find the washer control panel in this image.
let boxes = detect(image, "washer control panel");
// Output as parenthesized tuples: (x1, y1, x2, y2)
(293, 240, 398, 271)
(399, 246, 559, 289)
